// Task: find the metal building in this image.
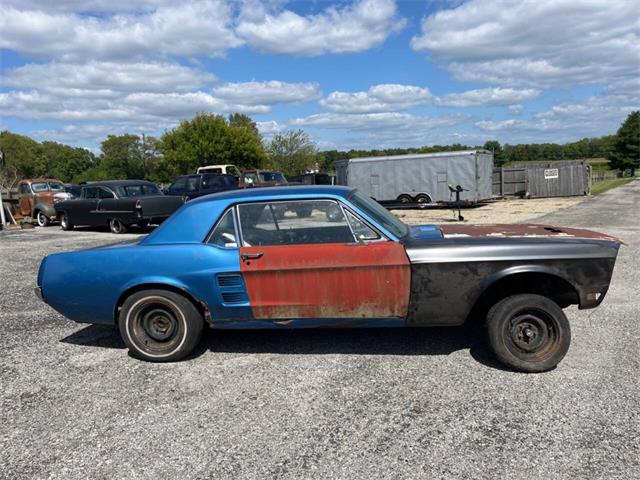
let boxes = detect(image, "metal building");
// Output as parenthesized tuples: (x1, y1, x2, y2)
(335, 150, 494, 203)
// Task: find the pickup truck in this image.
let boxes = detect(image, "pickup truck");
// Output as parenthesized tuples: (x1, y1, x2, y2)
(15, 178, 70, 226)
(54, 180, 184, 233)
(37, 186, 621, 371)
(165, 174, 238, 200)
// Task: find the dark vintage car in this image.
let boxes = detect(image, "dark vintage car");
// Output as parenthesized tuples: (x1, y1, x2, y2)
(165, 173, 238, 200)
(36, 186, 621, 371)
(16, 178, 69, 226)
(54, 180, 184, 234)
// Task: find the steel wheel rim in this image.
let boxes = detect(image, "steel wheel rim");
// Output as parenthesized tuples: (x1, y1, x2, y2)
(503, 308, 560, 361)
(61, 214, 68, 228)
(127, 297, 185, 356)
(37, 212, 47, 226)
(111, 219, 122, 233)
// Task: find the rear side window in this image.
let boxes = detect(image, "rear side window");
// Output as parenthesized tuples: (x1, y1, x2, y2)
(84, 187, 98, 199)
(207, 209, 238, 248)
(237, 200, 354, 246)
(99, 187, 114, 199)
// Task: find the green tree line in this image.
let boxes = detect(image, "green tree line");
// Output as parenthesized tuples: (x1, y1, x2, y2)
(1, 111, 637, 187)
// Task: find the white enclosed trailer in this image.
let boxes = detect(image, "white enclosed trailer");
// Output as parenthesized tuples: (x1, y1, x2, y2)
(335, 150, 494, 203)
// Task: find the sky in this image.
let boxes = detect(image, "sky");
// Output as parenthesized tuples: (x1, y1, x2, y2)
(0, 0, 638, 152)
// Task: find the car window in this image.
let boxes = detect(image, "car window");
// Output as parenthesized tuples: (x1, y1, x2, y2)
(84, 187, 98, 199)
(202, 176, 222, 188)
(170, 177, 187, 191)
(243, 172, 258, 184)
(183, 177, 200, 192)
(142, 184, 160, 195)
(99, 187, 114, 199)
(48, 182, 65, 192)
(19, 184, 30, 194)
(238, 200, 354, 247)
(207, 209, 237, 248)
(31, 183, 48, 192)
(227, 166, 241, 177)
(345, 209, 381, 241)
(259, 172, 286, 183)
(348, 191, 408, 238)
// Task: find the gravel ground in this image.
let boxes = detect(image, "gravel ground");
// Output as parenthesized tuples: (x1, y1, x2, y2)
(392, 196, 584, 225)
(1, 182, 639, 479)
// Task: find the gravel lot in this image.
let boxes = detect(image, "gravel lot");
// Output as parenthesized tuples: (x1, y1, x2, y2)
(1, 182, 638, 479)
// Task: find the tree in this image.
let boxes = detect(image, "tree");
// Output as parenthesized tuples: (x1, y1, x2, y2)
(609, 111, 639, 175)
(0, 131, 46, 178)
(483, 140, 505, 166)
(40, 141, 95, 182)
(268, 130, 317, 176)
(158, 112, 267, 180)
(99, 134, 146, 179)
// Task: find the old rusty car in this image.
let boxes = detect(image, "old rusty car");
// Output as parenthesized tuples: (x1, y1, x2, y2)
(16, 178, 70, 226)
(36, 186, 621, 371)
(54, 180, 184, 234)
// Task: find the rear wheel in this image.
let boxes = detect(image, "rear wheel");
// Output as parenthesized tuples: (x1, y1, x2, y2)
(36, 211, 51, 227)
(486, 294, 570, 372)
(60, 212, 74, 231)
(118, 289, 204, 362)
(109, 218, 128, 234)
(397, 194, 412, 203)
(415, 194, 432, 205)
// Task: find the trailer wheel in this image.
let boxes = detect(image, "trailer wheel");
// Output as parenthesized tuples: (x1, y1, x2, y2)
(415, 194, 432, 207)
(397, 194, 412, 203)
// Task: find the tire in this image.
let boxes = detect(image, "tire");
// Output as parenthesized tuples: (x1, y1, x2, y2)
(36, 211, 51, 227)
(414, 194, 432, 204)
(118, 289, 204, 362)
(60, 212, 74, 231)
(109, 218, 128, 234)
(486, 294, 571, 373)
(397, 194, 412, 203)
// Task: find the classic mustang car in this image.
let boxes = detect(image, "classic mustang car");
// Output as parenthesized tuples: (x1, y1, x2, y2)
(36, 186, 621, 371)
(54, 180, 184, 233)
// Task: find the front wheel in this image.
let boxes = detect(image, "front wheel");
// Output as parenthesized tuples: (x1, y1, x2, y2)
(36, 211, 51, 227)
(486, 294, 571, 373)
(118, 289, 204, 362)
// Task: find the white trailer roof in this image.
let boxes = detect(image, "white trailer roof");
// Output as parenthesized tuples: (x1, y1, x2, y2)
(348, 149, 491, 163)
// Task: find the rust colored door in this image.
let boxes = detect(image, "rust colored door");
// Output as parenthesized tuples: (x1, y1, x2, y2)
(239, 242, 411, 320)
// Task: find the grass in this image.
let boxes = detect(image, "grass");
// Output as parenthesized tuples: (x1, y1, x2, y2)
(591, 177, 635, 195)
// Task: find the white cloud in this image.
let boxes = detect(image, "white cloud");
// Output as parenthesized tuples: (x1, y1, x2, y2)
(236, 0, 405, 55)
(411, 0, 640, 88)
(2, 61, 216, 94)
(212, 81, 322, 105)
(256, 120, 286, 137)
(475, 94, 637, 141)
(435, 87, 540, 107)
(0, 1, 240, 61)
(291, 112, 467, 131)
(1, 1, 174, 13)
(320, 84, 432, 113)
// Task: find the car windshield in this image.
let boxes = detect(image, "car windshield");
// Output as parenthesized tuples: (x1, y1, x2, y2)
(348, 190, 408, 238)
(116, 184, 161, 197)
(259, 172, 286, 183)
(31, 182, 65, 192)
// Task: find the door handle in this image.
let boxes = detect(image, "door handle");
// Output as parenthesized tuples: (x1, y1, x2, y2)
(241, 252, 264, 261)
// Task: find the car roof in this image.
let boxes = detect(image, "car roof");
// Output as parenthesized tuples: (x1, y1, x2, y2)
(189, 185, 353, 204)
